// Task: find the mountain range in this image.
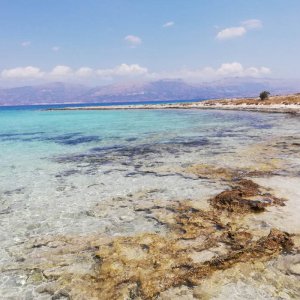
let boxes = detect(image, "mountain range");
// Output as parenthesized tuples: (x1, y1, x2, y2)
(0, 77, 299, 106)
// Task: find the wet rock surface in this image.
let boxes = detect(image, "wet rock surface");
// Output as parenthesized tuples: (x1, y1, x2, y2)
(210, 179, 285, 214)
(2, 177, 297, 300)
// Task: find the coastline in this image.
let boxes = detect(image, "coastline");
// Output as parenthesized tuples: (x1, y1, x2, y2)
(1, 104, 300, 299)
(46, 94, 300, 115)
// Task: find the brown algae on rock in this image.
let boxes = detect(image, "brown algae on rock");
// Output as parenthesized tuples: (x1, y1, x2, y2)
(88, 220, 292, 299)
(210, 179, 285, 214)
(5, 178, 296, 299)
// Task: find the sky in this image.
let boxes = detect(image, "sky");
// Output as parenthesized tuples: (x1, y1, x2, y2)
(0, 0, 300, 87)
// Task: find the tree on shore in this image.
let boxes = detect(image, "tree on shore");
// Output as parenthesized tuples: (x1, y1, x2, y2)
(259, 91, 270, 100)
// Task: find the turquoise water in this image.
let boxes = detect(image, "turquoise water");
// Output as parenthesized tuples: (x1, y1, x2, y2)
(0, 106, 296, 210)
(0, 107, 276, 157)
(1, 106, 300, 298)
(0, 107, 277, 188)
(0, 107, 297, 225)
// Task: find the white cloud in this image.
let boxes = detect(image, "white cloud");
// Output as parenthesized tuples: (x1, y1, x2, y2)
(151, 62, 271, 81)
(1, 66, 44, 78)
(214, 62, 270, 77)
(0, 62, 271, 85)
(52, 46, 60, 52)
(124, 35, 142, 47)
(113, 64, 148, 76)
(260, 67, 271, 74)
(21, 41, 31, 47)
(50, 65, 72, 76)
(76, 67, 94, 77)
(216, 19, 262, 40)
(215, 62, 269, 77)
(1, 64, 148, 82)
(216, 26, 246, 40)
(216, 62, 244, 75)
(244, 66, 271, 76)
(242, 19, 262, 30)
(97, 63, 148, 77)
(163, 21, 175, 28)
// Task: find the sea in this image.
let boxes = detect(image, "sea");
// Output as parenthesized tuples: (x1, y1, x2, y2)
(0, 101, 300, 298)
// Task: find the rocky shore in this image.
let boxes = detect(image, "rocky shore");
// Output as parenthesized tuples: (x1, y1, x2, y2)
(4, 170, 300, 299)
(47, 94, 300, 114)
(2, 133, 300, 299)
(1, 106, 300, 299)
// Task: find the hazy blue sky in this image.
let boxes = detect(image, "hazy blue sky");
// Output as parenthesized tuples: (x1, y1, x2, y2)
(0, 0, 300, 86)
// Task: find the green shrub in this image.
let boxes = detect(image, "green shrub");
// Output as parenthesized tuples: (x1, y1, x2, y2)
(259, 91, 270, 100)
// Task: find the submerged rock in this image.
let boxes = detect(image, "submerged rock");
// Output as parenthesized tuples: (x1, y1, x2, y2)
(210, 179, 285, 214)
(4, 178, 295, 299)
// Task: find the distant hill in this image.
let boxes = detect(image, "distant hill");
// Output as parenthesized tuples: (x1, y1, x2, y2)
(0, 78, 299, 106)
(0, 82, 88, 106)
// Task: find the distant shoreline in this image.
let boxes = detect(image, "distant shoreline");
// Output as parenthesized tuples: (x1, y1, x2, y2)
(46, 94, 300, 114)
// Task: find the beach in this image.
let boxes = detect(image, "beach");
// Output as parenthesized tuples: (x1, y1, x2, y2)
(2, 0, 300, 298)
(0, 105, 299, 299)
(47, 94, 300, 115)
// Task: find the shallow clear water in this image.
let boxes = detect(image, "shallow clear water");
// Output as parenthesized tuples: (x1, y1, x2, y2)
(0, 107, 282, 195)
(0, 106, 299, 298)
(0, 107, 298, 235)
